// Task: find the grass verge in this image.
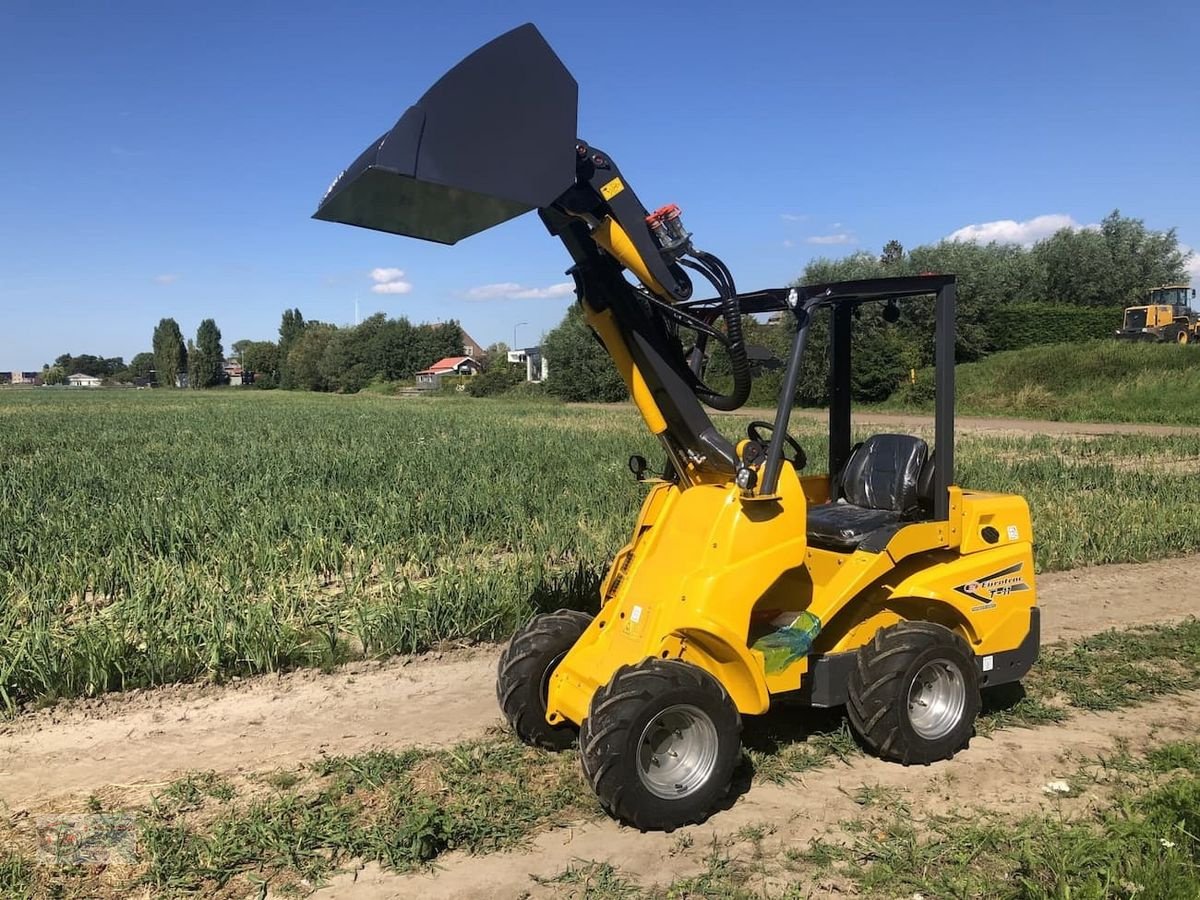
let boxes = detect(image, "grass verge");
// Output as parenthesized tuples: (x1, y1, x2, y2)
(890, 339, 1200, 426)
(542, 738, 1200, 899)
(3, 617, 1199, 898)
(809, 760, 1200, 900)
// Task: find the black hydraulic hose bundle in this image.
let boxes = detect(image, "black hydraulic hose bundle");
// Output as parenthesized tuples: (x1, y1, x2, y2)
(678, 250, 752, 411)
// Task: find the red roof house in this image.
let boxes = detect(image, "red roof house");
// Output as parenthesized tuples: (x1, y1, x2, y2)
(415, 356, 482, 383)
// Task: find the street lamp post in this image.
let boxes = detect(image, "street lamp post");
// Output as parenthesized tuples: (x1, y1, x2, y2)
(513, 321, 528, 350)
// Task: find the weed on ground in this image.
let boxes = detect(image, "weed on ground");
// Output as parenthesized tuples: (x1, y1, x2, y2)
(3, 619, 1199, 898)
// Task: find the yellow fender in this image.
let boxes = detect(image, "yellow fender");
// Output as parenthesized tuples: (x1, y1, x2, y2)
(674, 624, 771, 715)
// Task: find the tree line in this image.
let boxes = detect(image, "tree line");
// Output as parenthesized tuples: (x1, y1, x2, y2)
(42, 308, 467, 392)
(40, 353, 133, 385)
(265, 309, 465, 392)
(538, 210, 1195, 405)
(54, 309, 468, 391)
(42, 319, 227, 388)
(37, 210, 1190, 404)
(146, 317, 226, 388)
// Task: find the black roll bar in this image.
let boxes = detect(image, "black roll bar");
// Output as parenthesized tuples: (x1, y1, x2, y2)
(755, 276, 956, 520)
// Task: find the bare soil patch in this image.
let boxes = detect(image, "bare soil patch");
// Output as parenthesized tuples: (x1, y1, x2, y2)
(577, 403, 1200, 437)
(313, 689, 1200, 899)
(753, 407, 1200, 437)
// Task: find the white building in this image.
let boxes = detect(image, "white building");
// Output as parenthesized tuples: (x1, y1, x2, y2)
(507, 347, 548, 383)
(67, 373, 102, 388)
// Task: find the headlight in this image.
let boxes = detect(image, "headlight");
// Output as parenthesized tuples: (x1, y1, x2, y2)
(735, 467, 757, 491)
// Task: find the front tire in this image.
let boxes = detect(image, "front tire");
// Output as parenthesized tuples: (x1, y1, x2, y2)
(847, 621, 980, 765)
(496, 610, 592, 750)
(580, 659, 741, 831)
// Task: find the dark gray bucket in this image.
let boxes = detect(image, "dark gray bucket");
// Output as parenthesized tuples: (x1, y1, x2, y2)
(313, 24, 578, 245)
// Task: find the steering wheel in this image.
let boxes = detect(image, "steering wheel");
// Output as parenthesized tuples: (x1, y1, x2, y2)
(747, 421, 807, 470)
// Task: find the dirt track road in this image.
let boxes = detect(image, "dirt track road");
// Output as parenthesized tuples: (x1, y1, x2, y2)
(2, 555, 1198, 809)
(772, 407, 1200, 437)
(414, 398, 1200, 438)
(318, 689, 1200, 899)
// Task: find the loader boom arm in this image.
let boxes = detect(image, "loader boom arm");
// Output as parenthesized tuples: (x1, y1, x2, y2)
(312, 23, 754, 484)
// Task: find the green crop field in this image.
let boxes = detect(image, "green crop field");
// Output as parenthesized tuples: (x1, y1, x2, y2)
(4, 389, 1200, 712)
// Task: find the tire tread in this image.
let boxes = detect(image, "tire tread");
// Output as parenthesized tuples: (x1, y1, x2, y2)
(579, 658, 741, 831)
(496, 609, 592, 750)
(846, 620, 980, 765)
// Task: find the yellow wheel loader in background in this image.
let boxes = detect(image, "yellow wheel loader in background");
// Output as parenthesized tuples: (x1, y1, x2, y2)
(1116, 284, 1199, 343)
(314, 24, 1040, 831)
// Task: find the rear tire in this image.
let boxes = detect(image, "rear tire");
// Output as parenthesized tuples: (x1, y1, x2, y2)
(580, 659, 741, 831)
(496, 610, 592, 750)
(847, 621, 979, 765)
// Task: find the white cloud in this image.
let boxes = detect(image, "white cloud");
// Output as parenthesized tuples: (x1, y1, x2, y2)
(1182, 246, 1200, 282)
(369, 267, 412, 294)
(153, 273, 179, 285)
(780, 213, 808, 222)
(372, 280, 413, 295)
(466, 281, 574, 300)
(512, 283, 575, 299)
(806, 233, 856, 246)
(466, 282, 521, 299)
(782, 239, 795, 249)
(946, 214, 1097, 246)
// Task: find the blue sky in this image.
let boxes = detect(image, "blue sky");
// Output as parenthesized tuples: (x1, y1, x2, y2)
(2, 0, 1197, 370)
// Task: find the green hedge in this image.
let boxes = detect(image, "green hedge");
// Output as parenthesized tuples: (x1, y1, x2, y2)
(988, 304, 1122, 351)
(465, 365, 524, 397)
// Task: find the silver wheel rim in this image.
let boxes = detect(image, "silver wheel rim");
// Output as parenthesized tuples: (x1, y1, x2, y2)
(637, 704, 719, 800)
(907, 658, 966, 740)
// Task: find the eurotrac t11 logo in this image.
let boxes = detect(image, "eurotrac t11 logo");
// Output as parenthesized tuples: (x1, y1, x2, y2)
(954, 562, 1031, 611)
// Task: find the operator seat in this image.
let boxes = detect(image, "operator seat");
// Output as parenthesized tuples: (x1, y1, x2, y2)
(806, 434, 931, 552)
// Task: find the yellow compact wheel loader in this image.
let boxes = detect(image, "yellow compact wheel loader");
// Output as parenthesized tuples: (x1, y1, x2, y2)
(314, 24, 1040, 831)
(1115, 284, 1199, 344)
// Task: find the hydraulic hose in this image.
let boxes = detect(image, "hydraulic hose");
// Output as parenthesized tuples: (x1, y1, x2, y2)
(680, 251, 752, 411)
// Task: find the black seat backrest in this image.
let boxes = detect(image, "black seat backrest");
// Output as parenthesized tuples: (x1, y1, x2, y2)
(916, 457, 936, 515)
(835, 434, 929, 514)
